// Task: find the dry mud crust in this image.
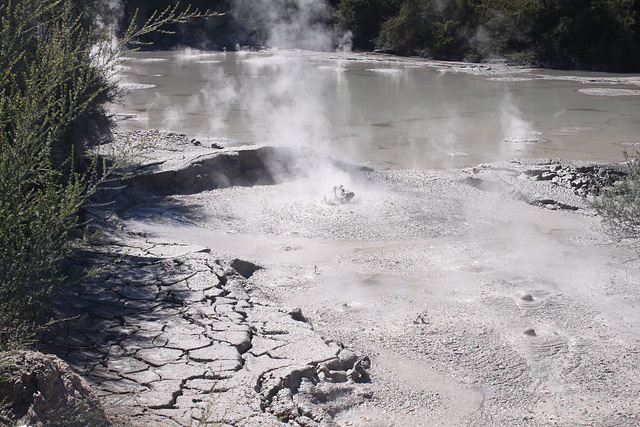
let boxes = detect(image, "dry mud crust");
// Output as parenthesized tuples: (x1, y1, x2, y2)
(102, 130, 304, 195)
(43, 219, 373, 427)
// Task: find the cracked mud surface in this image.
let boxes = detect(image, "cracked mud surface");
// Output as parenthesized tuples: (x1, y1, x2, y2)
(44, 222, 372, 426)
(46, 131, 640, 426)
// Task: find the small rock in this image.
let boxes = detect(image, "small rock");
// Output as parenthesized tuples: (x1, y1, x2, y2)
(326, 349, 358, 371)
(229, 259, 263, 279)
(288, 307, 307, 323)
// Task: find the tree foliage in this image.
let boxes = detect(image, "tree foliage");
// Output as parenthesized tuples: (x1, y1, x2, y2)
(336, 0, 401, 50)
(0, 0, 107, 343)
(120, 0, 638, 70)
(338, 0, 639, 70)
(0, 0, 211, 348)
(118, 0, 236, 49)
(594, 152, 640, 243)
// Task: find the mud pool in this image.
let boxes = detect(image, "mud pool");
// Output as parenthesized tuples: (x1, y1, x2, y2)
(114, 49, 640, 169)
(120, 146, 640, 425)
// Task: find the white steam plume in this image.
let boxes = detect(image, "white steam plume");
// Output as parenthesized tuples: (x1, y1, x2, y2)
(240, 56, 332, 149)
(500, 92, 542, 155)
(231, 0, 349, 52)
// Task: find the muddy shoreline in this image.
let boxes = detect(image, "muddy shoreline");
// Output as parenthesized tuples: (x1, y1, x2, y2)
(10, 129, 639, 426)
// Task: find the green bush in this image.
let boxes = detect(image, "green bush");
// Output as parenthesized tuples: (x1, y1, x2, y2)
(0, 0, 211, 348)
(594, 152, 640, 242)
(375, 0, 477, 58)
(0, 0, 109, 344)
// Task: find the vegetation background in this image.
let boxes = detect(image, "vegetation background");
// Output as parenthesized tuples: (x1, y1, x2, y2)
(0, 0, 206, 349)
(123, 0, 640, 71)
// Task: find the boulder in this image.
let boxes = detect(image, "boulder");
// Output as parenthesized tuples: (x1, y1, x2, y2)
(0, 351, 110, 426)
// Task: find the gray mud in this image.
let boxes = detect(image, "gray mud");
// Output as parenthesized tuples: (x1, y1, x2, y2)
(78, 130, 640, 425)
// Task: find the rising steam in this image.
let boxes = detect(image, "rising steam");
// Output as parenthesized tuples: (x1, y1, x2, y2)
(230, 0, 349, 52)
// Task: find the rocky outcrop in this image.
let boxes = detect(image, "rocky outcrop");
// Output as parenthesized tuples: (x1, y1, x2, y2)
(464, 158, 627, 211)
(515, 160, 626, 196)
(125, 144, 302, 195)
(0, 351, 110, 426)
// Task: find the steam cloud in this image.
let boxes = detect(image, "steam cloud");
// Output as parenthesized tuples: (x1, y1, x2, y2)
(168, 0, 356, 197)
(121, 0, 543, 180)
(231, 0, 347, 52)
(500, 92, 543, 151)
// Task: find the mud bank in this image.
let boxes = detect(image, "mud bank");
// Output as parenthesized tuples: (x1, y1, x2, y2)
(36, 130, 640, 426)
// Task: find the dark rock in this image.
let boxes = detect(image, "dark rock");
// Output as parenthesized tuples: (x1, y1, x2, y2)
(0, 351, 110, 426)
(230, 258, 263, 279)
(289, 307, 307, 323)
(326, 349, 359, 371)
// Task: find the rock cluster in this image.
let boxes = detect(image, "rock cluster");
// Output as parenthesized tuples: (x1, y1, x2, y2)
(516, 160, 626, 196)
(464, 158, 628, 212)
(39, 225, 370, 426)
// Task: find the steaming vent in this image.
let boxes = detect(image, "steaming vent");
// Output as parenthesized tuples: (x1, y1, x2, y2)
(515, 292, 546, 310)
(504, 132, 546, 144)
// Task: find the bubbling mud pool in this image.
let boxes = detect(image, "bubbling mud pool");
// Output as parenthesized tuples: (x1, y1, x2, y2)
(123, 158, 640, 425)
(111, 48, 640, 424)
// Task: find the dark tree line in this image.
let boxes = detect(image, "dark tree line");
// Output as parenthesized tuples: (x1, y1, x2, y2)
(337, 0, 640, 71)
(122, 0, 640, 71)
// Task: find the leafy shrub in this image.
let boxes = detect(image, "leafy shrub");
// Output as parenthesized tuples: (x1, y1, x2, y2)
(594, 152, 640, 242)
(0, 0, 211, 348)
(0, 0, 108, 345)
